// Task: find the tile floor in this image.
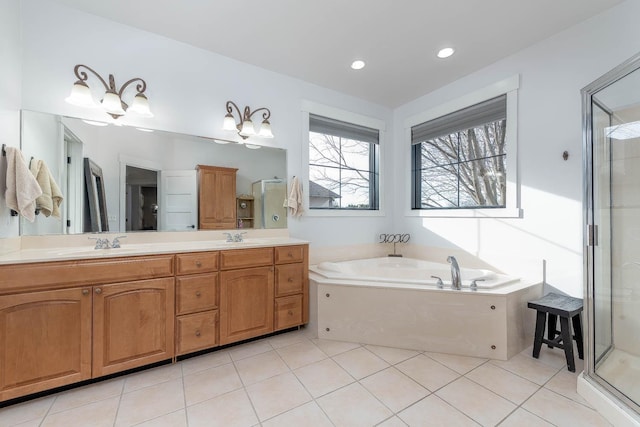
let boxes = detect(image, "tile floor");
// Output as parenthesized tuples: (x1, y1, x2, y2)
(0, 328, 612, 427)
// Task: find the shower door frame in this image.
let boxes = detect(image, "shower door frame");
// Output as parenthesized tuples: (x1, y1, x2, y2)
(582, 51, 640, 416)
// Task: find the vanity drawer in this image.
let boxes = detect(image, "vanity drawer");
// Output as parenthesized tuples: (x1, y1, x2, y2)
(176, 311, 218, 355)
(274, 294, 303, 331)
(176, 273, 218, 315)
(176, 252, 219, 275)
(219, 248, 273, 270)
(274, 245, 305, 264)
(275, 264, 304, 297)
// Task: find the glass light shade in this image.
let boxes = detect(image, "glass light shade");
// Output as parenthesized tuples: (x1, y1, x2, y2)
(258, 120, 274, 138)
(128, 93, 154, 118)
(239, 119, 256, 137)
(101, 91, 126, 116)
(65, 81, 96, 107)
(223, 114, 238, 131)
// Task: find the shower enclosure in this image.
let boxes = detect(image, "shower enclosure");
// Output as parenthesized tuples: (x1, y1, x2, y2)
(252, 179, 287, 229)
(582, 52, 640, 423)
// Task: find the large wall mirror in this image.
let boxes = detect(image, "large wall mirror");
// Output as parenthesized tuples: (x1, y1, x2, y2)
(19, 110, 288, 236)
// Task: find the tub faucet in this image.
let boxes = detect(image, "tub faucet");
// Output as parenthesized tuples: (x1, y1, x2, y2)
(447, 256, 462, 290)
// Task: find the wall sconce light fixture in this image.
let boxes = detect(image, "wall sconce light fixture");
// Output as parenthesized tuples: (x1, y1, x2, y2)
(65, 64, 153, 119)
(223, 101, 274, 139)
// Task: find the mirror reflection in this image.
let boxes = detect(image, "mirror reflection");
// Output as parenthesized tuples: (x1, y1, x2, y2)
(20, 110, 288, 235)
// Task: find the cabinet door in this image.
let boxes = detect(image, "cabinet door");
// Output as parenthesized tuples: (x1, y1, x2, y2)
(0, 287, 92, 401)
(93, 278, 175, 377)
(198, 166, 237, 229)
(219, 266, 274, 345)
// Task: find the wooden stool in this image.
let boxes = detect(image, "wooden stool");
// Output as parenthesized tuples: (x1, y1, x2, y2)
(527, 293, 584, 372)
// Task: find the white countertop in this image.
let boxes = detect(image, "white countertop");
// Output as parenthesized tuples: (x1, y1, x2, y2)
(0, 236, 308, 265)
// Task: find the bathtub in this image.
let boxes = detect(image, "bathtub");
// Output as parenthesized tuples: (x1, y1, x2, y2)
(308, 257, 542, 360)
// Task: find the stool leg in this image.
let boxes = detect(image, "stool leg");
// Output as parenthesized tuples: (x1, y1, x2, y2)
(533, 311, 546, 359)
(547, 314, 558, 348)
(572, 313, 584, 360)
(560, 316, 575, 372)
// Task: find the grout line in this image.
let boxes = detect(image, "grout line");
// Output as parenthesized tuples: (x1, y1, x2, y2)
(111, 376, 127, 427)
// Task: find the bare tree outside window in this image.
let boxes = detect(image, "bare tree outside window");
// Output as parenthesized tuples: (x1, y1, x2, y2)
(414, 119, 506, 208)
(309, 132, 378, 209)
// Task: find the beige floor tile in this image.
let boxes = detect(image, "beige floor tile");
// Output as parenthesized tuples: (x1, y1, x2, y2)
(0, 396, 54, 426)
(490, 353, 560, 385)
(261, 401, 333, 427)
(228, 339, 273, 361)
(123, 363, 183, 393)
(187, 389, 258, 427)
(183, 362, 243, 406)
(332, 347, 389, 380)
(267, 329, 310, 349)
(115, 378, 185, 426)
(293, 358, 355, 398)
(522, 387, 612, 426)
(465, 363, 539, 405)
(234, 350, 290, 386)
(41, 396, 119, 427)
(426, 352, 487, 374)
(11, 420, 42, 427)
(48, 378, 124, 414)
(317, 382, 392, 427)
(276, 340, 327, 370)
(396, 354, 459, 391)
(311, 338, 361, 356)
(376, 416, 408, 426)
(180, 350, 232, 376)
(365, 345, 421, 365)
(520, 344, 575, 369)
(436, 377, 516, 426)
(245, 372, 312, 421)
(135, 409, 187, 427)
(545, 369, 589, 406)
(398, 395, 480, 427)
(498, 408, 554, 427)
(360, 367, 429, 413)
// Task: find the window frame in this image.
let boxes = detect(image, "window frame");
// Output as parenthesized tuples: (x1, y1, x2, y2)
(302, 101, 385, 217)
(404, 75, 521, 218)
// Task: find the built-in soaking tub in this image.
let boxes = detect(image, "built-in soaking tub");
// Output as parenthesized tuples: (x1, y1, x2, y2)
(308, 257, 542, 360)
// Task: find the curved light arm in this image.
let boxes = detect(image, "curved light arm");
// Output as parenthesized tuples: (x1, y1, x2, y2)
(73, 64, 110, 91)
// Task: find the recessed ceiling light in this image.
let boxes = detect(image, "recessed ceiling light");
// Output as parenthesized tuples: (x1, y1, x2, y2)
(82, 119, 108, 127)
(136, 128, 154, 133)
(351, 60, 366, 70)
(437, 47, 455, 59)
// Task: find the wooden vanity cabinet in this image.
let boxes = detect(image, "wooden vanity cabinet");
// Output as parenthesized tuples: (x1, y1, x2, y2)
(0, 287, 92, 401)
(274, 245, 308, 330)
(196, 165, 238, 229)
(175, 252, 219, 355)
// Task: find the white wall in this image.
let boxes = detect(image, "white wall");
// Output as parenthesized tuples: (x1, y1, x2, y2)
(393, 0, 640, 296)
(0, 0, 22, 239)
(17, 0, 395, 247)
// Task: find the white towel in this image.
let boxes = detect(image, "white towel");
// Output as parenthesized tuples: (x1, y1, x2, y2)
(30, 159, 64, 218)
(4, 147, 42, 222)
(284, 176, 304, 217)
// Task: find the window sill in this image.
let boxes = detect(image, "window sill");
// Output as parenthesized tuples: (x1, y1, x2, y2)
(405, 208, 522, 219)
(306, 209, 386, 218)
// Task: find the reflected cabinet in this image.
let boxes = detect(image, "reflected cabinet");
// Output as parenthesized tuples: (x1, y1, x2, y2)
(196, 165, 238, 230)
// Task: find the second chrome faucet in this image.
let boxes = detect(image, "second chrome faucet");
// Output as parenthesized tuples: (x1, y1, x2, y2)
(447, 256, 462, 290)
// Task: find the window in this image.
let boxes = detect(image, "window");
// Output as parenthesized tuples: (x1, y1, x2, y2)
(411, 95, 507, 209)
(308, 114, 380, 210)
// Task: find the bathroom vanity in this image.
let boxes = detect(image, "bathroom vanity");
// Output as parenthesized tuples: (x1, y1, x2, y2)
(0, 239, 308, 402)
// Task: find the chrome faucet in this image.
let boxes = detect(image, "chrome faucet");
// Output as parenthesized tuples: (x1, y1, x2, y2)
(112, 236, 126, 248)
(223, 232, 247, 243)
(447, 256, 462, 290)
(89, 236, 110, 249)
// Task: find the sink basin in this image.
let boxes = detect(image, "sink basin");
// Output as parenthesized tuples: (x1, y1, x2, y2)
(53, 247, 141, 257)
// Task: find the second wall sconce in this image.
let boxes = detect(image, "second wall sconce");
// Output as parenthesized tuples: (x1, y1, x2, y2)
(65, 64, 153, 119)
(223, 101, 274, 139)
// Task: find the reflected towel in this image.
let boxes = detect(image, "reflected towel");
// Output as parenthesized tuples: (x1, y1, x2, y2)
(4, 146, 42, 222)
(30, 159, 63, 218)
(284, 176, 303, 217)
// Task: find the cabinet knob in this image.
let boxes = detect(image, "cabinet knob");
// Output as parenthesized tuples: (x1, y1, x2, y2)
(288, 277, 294, 282)
(195, 291, 201, 297)
(195, 261, 202, 267)
(288, 310, 293, 316)
(95, 288, 102, 295)
(287, 252, 293, 258)
(490, 305, 496, 310)
(195, 330, 201, 337)
(82, 289, 90, 296)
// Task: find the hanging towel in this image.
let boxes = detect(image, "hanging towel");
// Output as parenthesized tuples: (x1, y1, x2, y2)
(4, 146, 42, 222)
(29, 159, 64, 218)
(284, 176, 304, 217)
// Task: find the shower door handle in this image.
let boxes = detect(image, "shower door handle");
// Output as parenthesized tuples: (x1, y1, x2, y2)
(588, 224, 598, 246)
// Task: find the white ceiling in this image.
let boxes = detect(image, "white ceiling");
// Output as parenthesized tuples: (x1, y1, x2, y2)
(56, 0, 622, 108)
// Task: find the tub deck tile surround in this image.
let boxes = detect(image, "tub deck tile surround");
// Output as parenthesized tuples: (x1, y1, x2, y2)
(0, 329, 611, 426)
